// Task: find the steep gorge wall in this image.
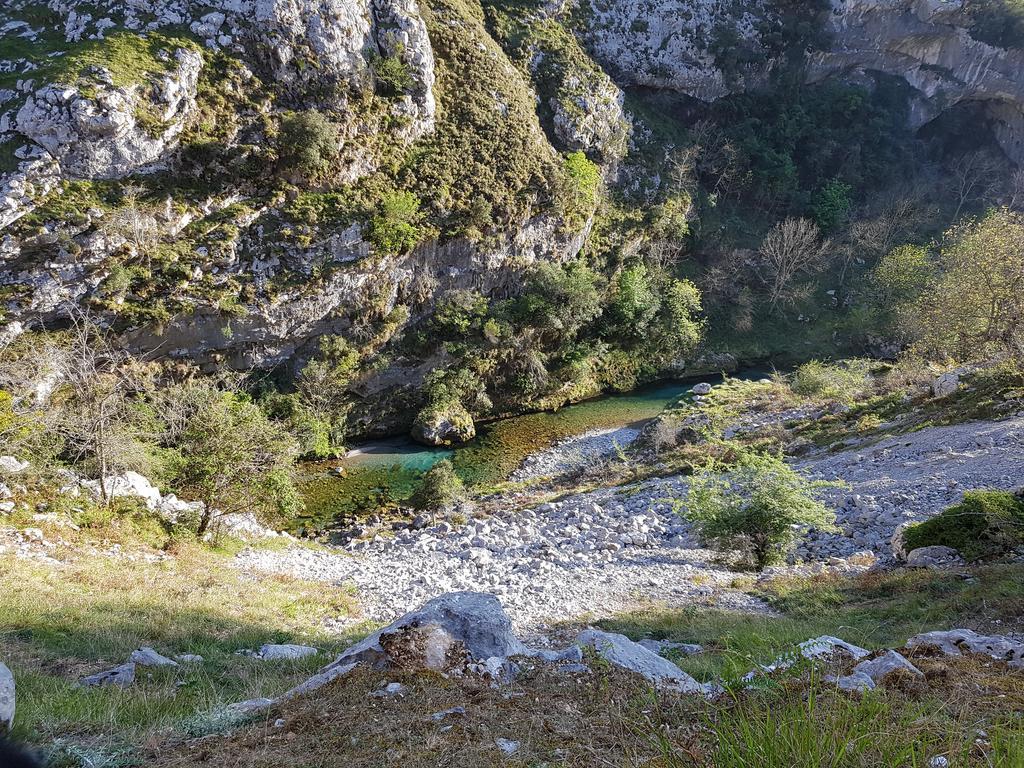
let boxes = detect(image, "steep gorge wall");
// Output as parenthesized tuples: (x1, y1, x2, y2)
(572, 0, 1024, 162)
(1, 0, 1021, 389)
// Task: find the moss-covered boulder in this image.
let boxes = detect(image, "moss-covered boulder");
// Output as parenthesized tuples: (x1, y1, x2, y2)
(902, 490, 1024, 562)
(411, 402, 475, 446)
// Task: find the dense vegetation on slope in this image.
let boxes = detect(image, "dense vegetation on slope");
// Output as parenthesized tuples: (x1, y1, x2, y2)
(1, 0, 1022, 508)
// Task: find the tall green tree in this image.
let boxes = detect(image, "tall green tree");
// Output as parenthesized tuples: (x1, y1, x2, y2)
(167, 385, 302, 537)
(910, 209, 1024, 362)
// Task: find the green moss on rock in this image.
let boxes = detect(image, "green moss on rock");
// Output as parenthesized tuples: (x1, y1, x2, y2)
(903, 490, 1024, 561)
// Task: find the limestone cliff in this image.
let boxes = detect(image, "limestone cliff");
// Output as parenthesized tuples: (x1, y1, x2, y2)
(0, 0, 1021, 426)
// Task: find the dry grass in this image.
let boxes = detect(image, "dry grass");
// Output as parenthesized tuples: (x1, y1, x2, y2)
(146, 652, 1024, 768)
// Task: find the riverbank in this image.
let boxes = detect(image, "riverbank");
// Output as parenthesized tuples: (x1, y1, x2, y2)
(294, 377, 716, 531)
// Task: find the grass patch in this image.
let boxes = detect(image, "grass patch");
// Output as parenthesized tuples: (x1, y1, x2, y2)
(600, 565, 1024, 682)
(0, 542, 366, 757)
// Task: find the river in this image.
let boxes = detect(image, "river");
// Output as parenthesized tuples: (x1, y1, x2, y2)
(295, 377, 718, 530)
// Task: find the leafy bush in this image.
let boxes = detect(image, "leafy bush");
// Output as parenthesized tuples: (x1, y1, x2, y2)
(608, 264, 660, 340)
(811, 179, 852, 233)
(871, 244, 932, 307)
(561, 150, 600, 223)
(790, 359, 873, 404)
(412, 459, 466, 511)
(906, 209, 1024, 363)
(371, 44, 413, 96)
(684, 448, 840, 569)
(902, 490, 1024, 561)
(277, 110, 340, 181)
(368, 191, 423, 255)
(164, 386, 303, 536)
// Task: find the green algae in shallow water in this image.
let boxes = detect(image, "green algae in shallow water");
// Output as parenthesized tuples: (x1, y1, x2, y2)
(296, 379, 708, 531)
(297, 463, 424, 531)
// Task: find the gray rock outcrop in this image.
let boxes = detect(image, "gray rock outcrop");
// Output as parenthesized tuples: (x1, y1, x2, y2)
(812, 0, 1024, 164)
(905, 545, 964, 569)
(907, 628, 1024, 667)
(81, 662, 136, 688)
(16, 47, 202, 180)
(572, 0, 1024, 162)
(325, 592, 532, 673)
(835, 649, 924, 692)
(412, 404, 476, 447)
(577, 628, 711, 694)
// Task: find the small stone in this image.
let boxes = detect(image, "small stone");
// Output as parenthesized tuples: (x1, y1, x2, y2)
(369, 682, 408, 698)
(129, 647, 178, 667)
(257, 644, 318, 661)
(495, 738, 520, 756)
(81, 662, 136, 688)
(430, 705, 466, 721)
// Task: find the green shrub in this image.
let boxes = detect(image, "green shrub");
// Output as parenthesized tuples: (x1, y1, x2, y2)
(902, 490, 1024, 561)
(371, 45, 413, 96)
(412, 459, 466, 511)
(561, 151, 600, 223)
(811, 179, 852, 233)
(368, 191, 423, 255)
(684, 448, 840, 570)
(790, 359, 873, 404)
(277, 110, 340, 181)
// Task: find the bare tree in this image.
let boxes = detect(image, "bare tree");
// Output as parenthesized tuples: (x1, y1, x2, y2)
(839, 190, 938, 287)
(759, 218, 832, 312)
(949, 151, 1003, 219)
(47, 314, 144, 504)
(689, 119, 746, 201)
(106, 183, 160, 270)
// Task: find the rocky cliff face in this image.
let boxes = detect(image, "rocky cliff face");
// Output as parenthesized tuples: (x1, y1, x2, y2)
(0, 0, 1021, 407)
(572, 0, 1024, 162)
